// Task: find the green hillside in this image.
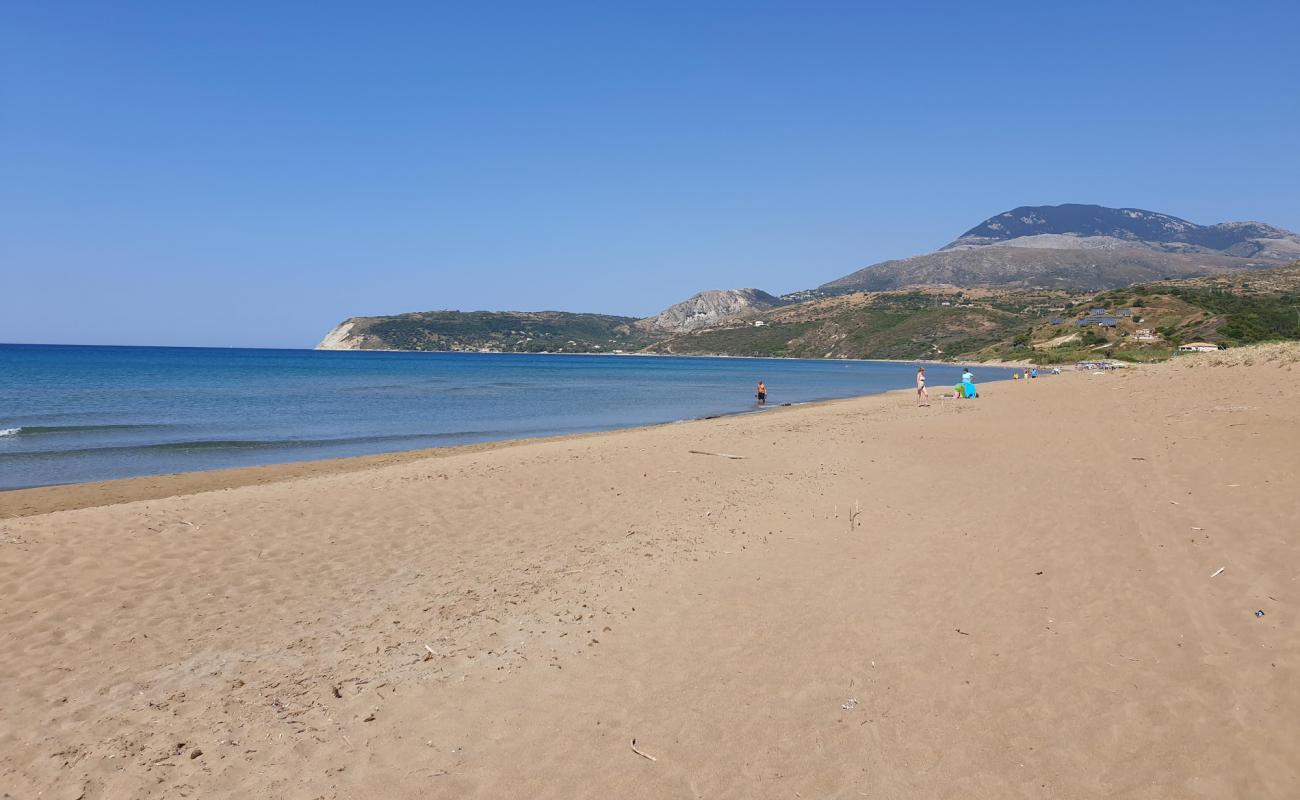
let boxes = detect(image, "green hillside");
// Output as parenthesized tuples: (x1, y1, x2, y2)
(648, 291, 1038, 360)
(979, 262, 1300, 364)
(338, 310, 659, 353)
(649, 263, 1300, 363)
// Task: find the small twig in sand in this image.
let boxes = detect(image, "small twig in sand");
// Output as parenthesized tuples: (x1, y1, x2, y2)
(423, 645, 437, 661)
(630, 739, 657, 762)
(688, 450, 745, 460)
(849, 501, 861, 531)
(178, 520, 194, 527)
(1210, 567, 1225, 578)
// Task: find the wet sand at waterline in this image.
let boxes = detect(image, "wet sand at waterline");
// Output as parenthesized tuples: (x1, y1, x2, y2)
(2, 344, 1297, 798)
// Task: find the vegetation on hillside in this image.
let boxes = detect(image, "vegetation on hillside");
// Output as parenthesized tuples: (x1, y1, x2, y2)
(350, 311, 658, 353)
(649, 262, 1300, 364)
(980, 262, 1300, 363)
(648, 291, 1034, 360)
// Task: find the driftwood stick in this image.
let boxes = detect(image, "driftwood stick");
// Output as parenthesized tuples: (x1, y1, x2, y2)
(688, 450, 745, 460)
(630, 738, 658, 762)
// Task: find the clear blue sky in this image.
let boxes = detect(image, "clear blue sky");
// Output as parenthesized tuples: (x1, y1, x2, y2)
(3, 1, 1298, 347)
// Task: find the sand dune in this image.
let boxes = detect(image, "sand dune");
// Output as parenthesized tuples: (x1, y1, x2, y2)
(1, 346, 1297, 799)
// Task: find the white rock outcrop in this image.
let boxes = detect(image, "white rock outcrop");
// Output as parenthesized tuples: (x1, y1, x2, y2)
(637, 289, 785, 334)
(316, 321, 361, 350)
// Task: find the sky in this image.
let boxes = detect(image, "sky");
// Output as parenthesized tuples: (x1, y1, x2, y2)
(3, 1, 1298, 348)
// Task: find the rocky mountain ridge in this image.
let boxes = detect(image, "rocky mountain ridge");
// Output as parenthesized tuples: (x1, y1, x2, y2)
(823, 204, 1300, 292)
(946, 204, 1299, 257)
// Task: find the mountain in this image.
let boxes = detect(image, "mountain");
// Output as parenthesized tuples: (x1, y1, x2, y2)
(316, 310, 657, 353)
(823, 204, 1300, 292)
(636, 288, 788, 334)
(947, 204, 1300, 257)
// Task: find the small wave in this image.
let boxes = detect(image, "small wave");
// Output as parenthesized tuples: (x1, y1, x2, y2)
(3, 423, 176, 436)
(0, 425, 610, 460)
(0, 430, 523, 459)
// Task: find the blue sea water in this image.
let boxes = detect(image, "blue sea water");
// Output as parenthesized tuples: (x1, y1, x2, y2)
(0, 344, 1012, 490)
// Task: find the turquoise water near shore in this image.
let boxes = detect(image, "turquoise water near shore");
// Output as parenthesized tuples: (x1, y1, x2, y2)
(0, 344, 1012, 489)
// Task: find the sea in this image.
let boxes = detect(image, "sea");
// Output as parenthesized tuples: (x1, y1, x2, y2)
(0, 344, 1012, 490)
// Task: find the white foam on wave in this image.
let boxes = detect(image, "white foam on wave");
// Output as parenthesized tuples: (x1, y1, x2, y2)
(0, 427, 20, 437)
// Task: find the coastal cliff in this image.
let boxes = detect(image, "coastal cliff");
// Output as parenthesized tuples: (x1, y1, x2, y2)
(316, 320, 363, 350)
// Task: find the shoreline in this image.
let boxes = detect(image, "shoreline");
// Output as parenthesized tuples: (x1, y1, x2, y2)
(0, 390, 877, 519)
(319, 345, 1035, 367)
(0, 368, 1015, 516)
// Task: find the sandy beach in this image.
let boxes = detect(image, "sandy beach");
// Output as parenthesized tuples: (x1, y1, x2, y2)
(2, 345, 1297, 799)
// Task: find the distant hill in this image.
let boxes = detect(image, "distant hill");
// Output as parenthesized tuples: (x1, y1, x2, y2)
(316, 288, 787, 352)
(823, 204, 1300, 292)
(317, 310, 657, 353)
(636, 288, 788, 334)
(645, 288, 1053, 360)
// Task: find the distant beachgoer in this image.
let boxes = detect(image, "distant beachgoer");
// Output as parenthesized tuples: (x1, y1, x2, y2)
(962, 368, 977, 399)
(756, 381, 767, 405)
(1031, 367, 1038, 379)
(916, 367, 929, 406)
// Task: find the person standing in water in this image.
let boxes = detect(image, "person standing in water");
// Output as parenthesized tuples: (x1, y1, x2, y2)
(916, 367, 929, 406)
(756, 380, 767, 406)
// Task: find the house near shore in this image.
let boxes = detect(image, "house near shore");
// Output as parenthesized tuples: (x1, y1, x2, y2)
(1134, 328, 1160, 342)
(1077, 315, 1119, 327)
(1088, 307, 1107, 315)
(1116, 309, 1133, 317)
(1178, 342, 1220, 353)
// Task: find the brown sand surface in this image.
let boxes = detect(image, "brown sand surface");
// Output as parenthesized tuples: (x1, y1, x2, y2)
(2, 346, 1297, 798)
